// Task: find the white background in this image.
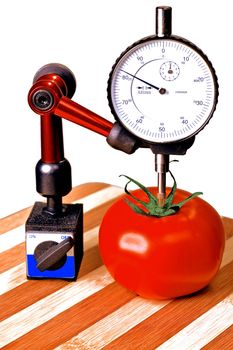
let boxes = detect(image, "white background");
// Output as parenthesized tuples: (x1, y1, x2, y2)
(0, 0, 232, 218)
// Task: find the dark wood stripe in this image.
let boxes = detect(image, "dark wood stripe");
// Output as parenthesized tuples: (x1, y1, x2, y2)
(102, 261, 233, 350)
(222, 216, 233, 239)
(0, 208, 31, 235)
(202, 324, 233, 350)
(2, 283, 135, 350)
(83, 195, 123, 232)
(64, 182, 110, 203)
(0, 245, 103, 321)
(0, 242, 25, 273)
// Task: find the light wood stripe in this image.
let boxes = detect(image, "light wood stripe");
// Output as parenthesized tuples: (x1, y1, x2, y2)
(0, 263, 25, 295)
(221, 236, 233, 268)
(156, 293, 233, 350)
(0, 226, 24, 253)
(56, 297, 170, 350)
(0, 186, 123, 253)
(0, 266, 113, 348)
(73, 185, 123, 210)
(83, 226, 99, 250)
(202, 324, 233, 349)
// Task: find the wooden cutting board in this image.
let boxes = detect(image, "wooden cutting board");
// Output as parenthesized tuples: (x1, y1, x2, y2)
(0, 182, 233, 349)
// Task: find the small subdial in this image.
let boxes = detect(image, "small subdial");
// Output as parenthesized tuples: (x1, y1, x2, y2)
(159, 61, 180, 81)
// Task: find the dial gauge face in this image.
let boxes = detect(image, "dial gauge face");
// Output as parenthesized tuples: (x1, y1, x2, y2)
(108, 37, 218, 143)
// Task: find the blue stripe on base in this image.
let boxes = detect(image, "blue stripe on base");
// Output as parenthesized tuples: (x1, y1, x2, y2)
(26, 255, 76, 279)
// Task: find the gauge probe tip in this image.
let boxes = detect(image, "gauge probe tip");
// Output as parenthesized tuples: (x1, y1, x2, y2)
(155, 154, 169, 207)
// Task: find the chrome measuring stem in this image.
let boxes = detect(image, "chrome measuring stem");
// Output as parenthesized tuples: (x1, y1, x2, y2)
(155, 154, 169, 207)
(156, 5, 172, 37)
(155, 6, 172, 206)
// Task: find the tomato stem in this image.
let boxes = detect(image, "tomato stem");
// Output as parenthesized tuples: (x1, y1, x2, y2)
(120, 172, 203, 218)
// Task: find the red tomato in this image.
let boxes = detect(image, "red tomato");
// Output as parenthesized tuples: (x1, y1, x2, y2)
(99, 187, 225, 299)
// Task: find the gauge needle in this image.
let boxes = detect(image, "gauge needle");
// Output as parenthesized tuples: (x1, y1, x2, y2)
(121, 69, 166, 94)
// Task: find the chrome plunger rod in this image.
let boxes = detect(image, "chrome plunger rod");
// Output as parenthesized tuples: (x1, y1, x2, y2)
(155, 6, 172, 206)
(155, 5, 172, 37)
(155, 154, 169, 207)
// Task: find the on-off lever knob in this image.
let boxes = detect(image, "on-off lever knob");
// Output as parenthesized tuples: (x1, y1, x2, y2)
(35, 236, 74, 272)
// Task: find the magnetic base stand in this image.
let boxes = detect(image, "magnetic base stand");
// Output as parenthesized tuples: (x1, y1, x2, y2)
(26, 64, 90, 281)
(26, 59, 196, 281)
(26, 202, 83, 280)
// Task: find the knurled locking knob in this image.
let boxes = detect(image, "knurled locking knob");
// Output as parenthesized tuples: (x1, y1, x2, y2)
(34, 236, 74, 272)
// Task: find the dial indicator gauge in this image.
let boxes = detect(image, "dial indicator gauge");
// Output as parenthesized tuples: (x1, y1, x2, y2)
(108, 36, 218, 143)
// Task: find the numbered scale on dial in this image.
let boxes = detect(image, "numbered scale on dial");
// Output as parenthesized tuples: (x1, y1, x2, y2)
(108, 36, 218, 144)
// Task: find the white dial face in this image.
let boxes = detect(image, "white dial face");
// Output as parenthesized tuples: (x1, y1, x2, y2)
(109, 38, 217, 143)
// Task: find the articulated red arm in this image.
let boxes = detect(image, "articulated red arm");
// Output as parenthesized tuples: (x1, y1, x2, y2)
(54, 96, 113, 138)
(28, 64, 113, 163)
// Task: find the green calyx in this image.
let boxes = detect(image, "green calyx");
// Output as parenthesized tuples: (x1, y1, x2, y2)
(120, 172, 203, 218)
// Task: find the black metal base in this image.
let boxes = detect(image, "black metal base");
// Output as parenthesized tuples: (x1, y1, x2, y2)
(25, 202, 83, 280)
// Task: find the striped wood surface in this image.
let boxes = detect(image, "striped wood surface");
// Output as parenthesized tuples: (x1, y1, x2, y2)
(0, 182, 233, 349)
